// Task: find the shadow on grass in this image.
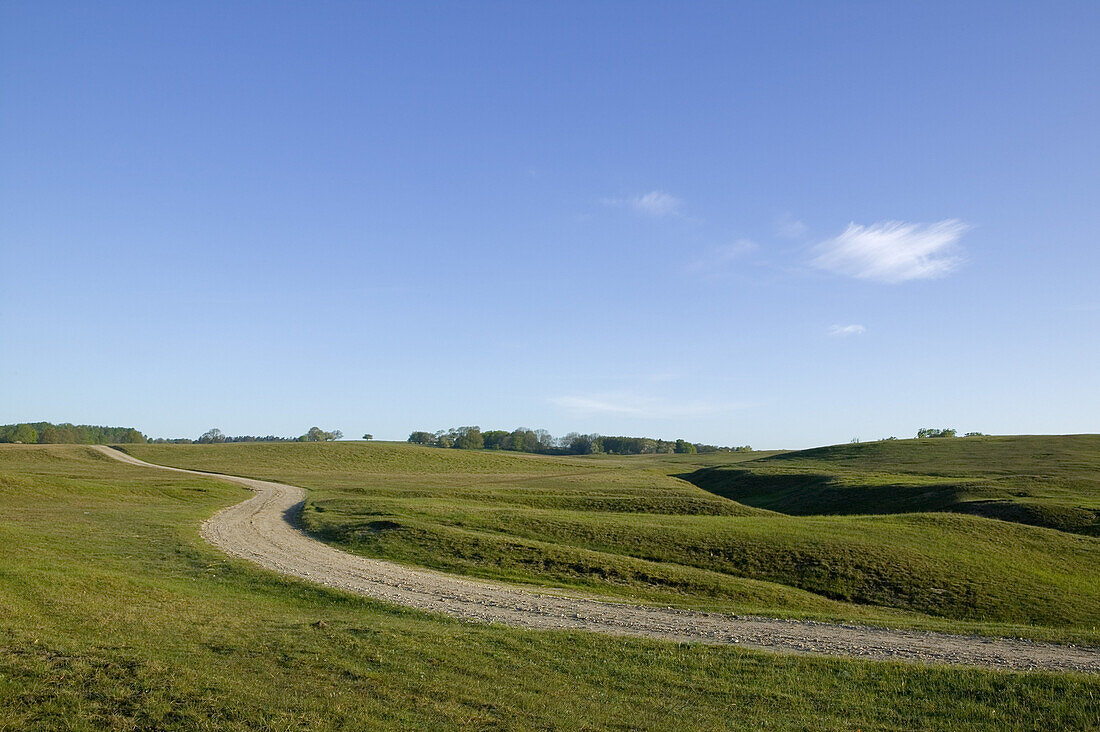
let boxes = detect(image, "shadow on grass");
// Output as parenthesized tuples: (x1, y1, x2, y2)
(682, 467, 1100, 535)
(682, 468, 964, 516)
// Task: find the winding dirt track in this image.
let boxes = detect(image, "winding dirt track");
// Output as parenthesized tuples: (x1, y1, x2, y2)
(96, 446, 1100, 672)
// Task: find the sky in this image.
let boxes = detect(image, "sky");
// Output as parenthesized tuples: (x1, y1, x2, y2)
(2, 2, 1098, 449)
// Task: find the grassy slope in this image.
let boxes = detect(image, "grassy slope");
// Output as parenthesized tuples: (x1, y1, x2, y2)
(5, 446, 1099, 729)
(122, 441, 1100, 643)
(687, 435, 1100, 535)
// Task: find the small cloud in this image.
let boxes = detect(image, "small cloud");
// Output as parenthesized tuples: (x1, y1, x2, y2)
(603, 190, 683, 217)
(811, 219, 968, 283)
(828, 324, 866, 337)
(686, 239, 758, 275)
(776, 213, 808, 239)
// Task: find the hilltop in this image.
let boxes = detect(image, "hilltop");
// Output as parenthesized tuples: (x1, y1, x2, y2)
(686, 434, 1100, 535)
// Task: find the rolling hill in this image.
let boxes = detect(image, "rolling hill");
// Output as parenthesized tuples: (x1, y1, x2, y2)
(686, 435, 1100, 535)
(122, 437, 1100, 640)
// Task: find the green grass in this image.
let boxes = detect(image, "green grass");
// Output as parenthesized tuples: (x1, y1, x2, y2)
(121, 440, 1100, 644)
(6, 445, 1099, 729)
(686, 435, 1100, 535)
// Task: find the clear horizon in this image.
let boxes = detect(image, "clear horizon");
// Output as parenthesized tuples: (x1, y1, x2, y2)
(3, 2, 1098, 450)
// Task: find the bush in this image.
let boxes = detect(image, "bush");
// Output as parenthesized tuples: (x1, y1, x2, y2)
(917, 428, 957, 439)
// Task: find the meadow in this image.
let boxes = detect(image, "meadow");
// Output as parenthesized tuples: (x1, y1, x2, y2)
(2, 441, 1098, 729)
(122, 438, 1100, 644)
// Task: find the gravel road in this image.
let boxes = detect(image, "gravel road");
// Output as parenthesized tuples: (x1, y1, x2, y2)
(96, 445, 1100, 672)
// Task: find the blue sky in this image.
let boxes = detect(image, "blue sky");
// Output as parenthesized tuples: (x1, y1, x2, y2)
(2, 2, 1097, 448)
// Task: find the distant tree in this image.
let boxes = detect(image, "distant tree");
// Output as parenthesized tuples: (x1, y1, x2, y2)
(454, 426, 484, 450)
(119, 428, 145, 443)
(8, 424, 38, 443)
(601, 436, 655, 454)
(434, 430, 456, 449)
(181, 433, 294, 443)
(403, 425, 748, 456)
(482, 430, 509, 450)
(506, 428, 541, 453)
(563, 433, 602, 455)
(362, 433, 373, 440)
(0, 422, 148, 444)
(917, 428, 957, 439)
(534, 429, 553, 452)
(300, 426, 341, 442)
(964, 432, 985, 437)
(198, 428, 226, 444)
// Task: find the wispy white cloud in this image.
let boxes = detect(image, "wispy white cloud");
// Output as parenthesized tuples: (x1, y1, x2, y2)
(776, 213, 808, 240)
(603, 190, 683, 217)
(811, 219, 968, 283)
(551, 393, 738, 419)
(686, 239, 758, 275)
(551, 395, 645, 416)
(828, 324, 866, 337)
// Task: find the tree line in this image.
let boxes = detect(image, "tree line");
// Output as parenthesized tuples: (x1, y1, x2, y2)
(0, 422, 146, 444)
(0, 422, 347, 445)
(149, 427, 344, 444)
(407, 427, 751, 455)
(916, 428, 984, 439)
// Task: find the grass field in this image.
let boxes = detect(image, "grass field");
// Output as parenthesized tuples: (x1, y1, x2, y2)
(121, 439, 1100, 645)
(1, 442, 1098, 729)
(5, 444, 1100, 729)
